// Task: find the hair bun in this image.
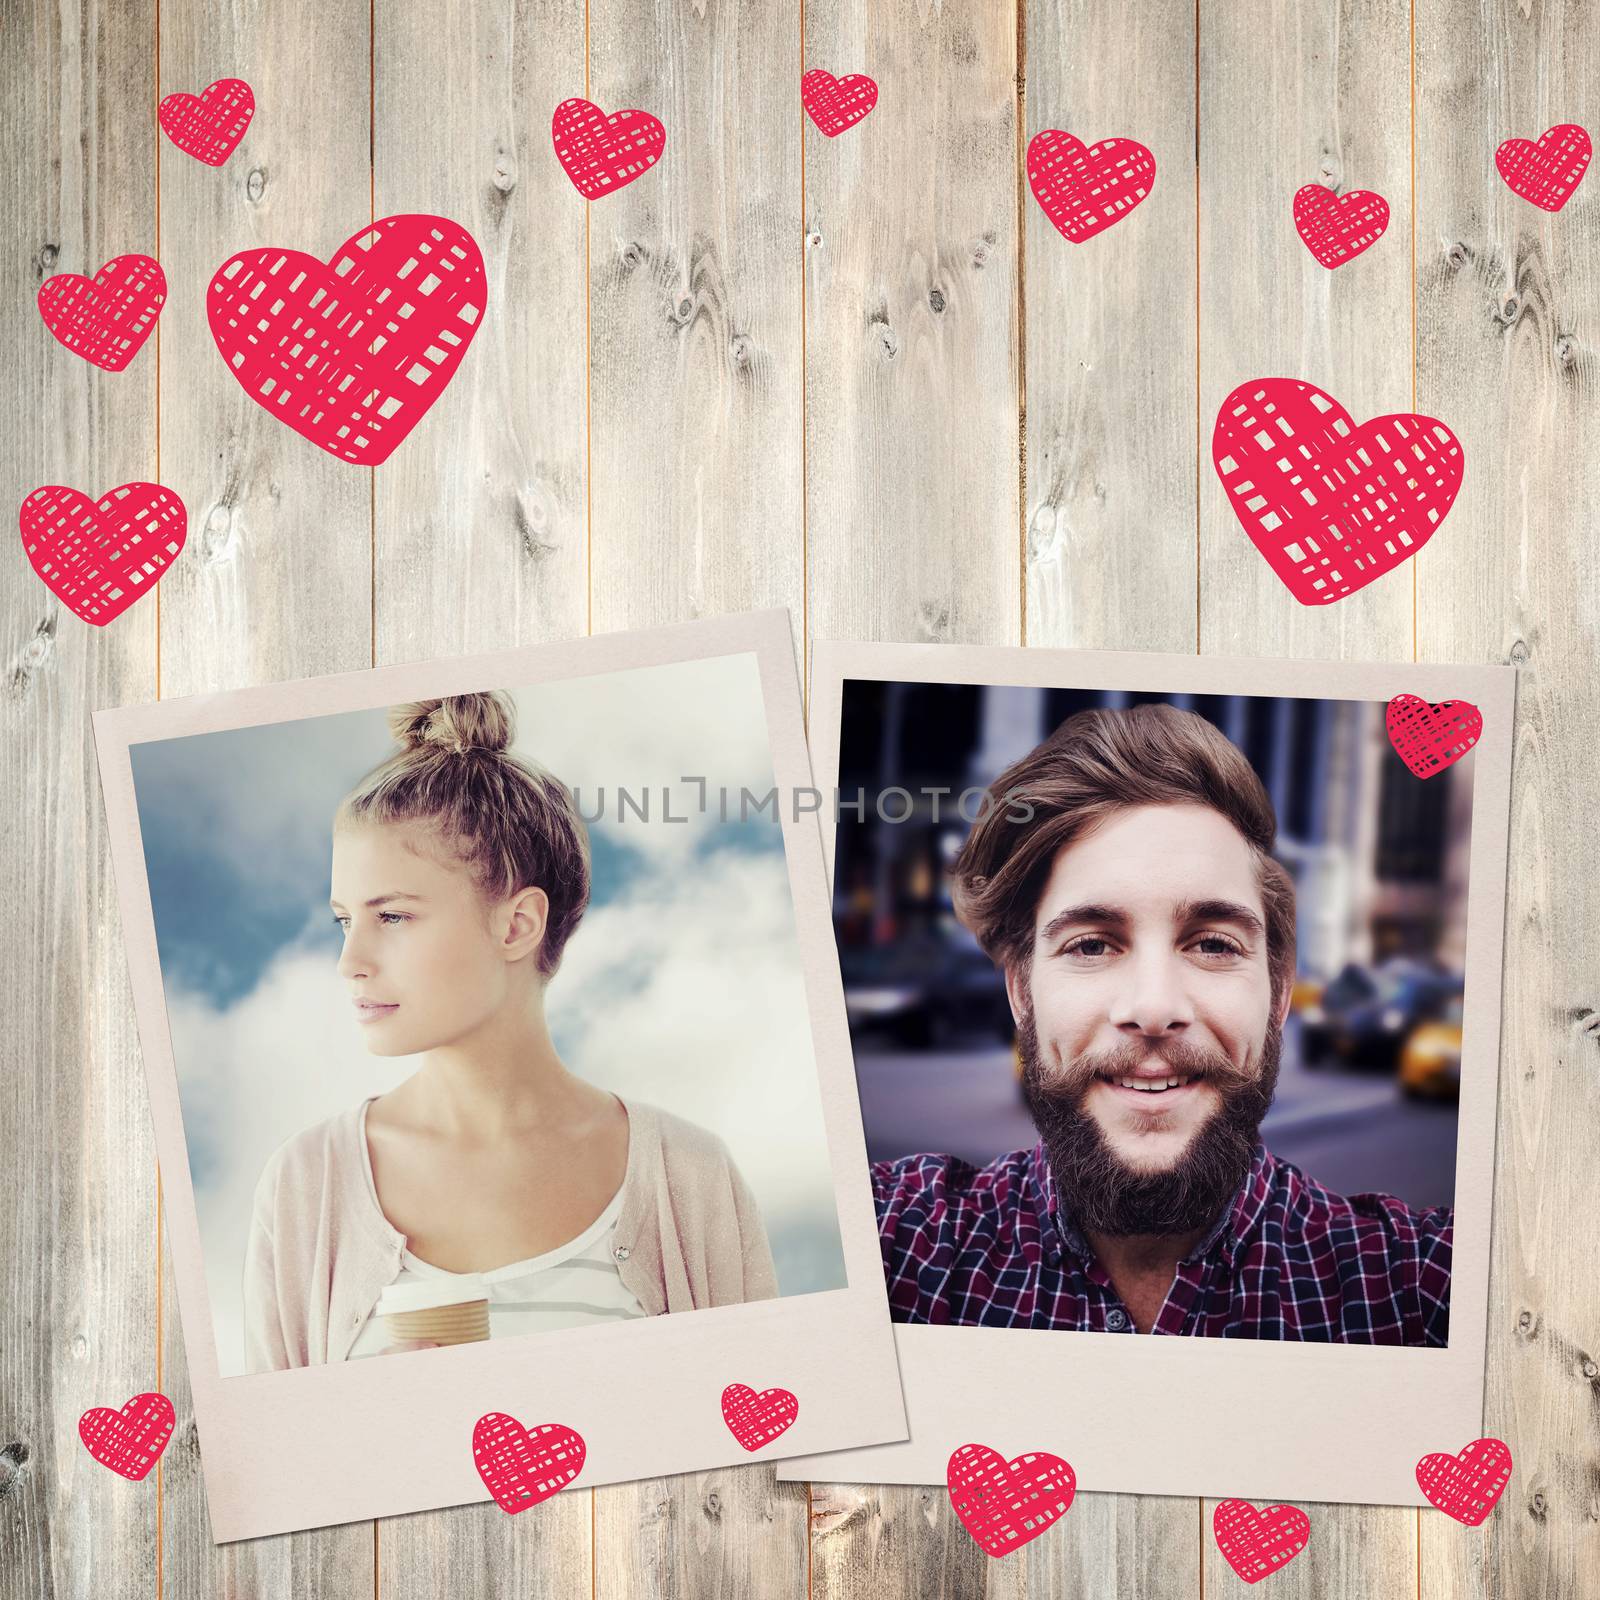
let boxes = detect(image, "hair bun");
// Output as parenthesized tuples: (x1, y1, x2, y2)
(388, 691, 515, 757)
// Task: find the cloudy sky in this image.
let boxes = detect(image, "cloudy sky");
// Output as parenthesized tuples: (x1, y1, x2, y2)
(131, 651, 847, 1378)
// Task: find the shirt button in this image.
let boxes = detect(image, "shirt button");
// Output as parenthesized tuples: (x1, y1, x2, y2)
(613, 1244, 630, 1262)
(1106, 1308, 1129, 1331)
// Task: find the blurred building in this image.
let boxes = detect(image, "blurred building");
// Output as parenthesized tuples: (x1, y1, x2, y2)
(833, 683, 1474, 982)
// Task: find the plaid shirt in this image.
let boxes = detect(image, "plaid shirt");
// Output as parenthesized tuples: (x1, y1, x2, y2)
(870, 1138, 1452, 1344)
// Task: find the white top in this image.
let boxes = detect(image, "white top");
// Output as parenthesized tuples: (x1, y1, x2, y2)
(348, 1107, 648, 1358)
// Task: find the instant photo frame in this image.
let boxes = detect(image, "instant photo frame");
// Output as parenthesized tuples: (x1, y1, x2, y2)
(92, 609, 906, 1542)
(781, 639, 1515, 1509)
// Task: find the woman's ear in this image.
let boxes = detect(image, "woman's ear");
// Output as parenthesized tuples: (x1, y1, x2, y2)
(502, 886, 549, 962)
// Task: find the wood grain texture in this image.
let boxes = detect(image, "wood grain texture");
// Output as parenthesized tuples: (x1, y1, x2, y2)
(1198, 2, 1419, 1594)
(1025, 0, 1199, 655)
(153, 0, 376, 1593)
(1415, 2, 1600, 1597)
(802, 0, 1022, 664)
(371, 0, 593, 1591)
(586, 0, 806, 665)
(584, 0, 811, 1594)
(0, 5, 160, 1599)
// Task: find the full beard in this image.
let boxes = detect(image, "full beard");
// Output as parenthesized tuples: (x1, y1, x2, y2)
(1017, 1000, 1282, 1239)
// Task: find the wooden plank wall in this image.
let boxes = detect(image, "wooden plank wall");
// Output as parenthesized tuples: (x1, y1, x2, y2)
(3, 0, 1595, 1596)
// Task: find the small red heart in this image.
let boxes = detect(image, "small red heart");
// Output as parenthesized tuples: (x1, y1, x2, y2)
(1293, 184, 1389, 268)
(1027, 130, 1156, 242)
(1212, 377, 1464, 605)
(158, 78, 255, 166)
(946, 1442, 1076, 1558)
(801, 69, 878, 138)
(1385, 693, 1483, 779)
(551, 97, 666, 199)
(1212, 1499, 1310, 1584)
(720, 1382, 798, 1452)
(78, 1392, 175, 1481)
(20, 482, 187, 626)
(471, 1413, 585, 1514)
(1416, 1437, 1513, 1525)
(207, 213, 486, 466)
(1495, 123, 1591, 212)
(38, 254, 166, 371)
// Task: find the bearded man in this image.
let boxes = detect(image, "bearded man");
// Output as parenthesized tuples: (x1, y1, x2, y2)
(870, 703, 1452, 1345)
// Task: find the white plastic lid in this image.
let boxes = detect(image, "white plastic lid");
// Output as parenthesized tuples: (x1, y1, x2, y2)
(376, 1275, 490, 1315)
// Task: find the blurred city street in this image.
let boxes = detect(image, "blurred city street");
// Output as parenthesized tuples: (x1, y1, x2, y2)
(855, 1017, 1457, 1213)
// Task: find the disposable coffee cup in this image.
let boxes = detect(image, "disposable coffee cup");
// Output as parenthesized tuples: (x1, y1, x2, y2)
(377, 1277, 491, 1347)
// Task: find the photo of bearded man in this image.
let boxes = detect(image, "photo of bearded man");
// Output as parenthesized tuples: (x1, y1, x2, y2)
(870, 701, 1453, 1345)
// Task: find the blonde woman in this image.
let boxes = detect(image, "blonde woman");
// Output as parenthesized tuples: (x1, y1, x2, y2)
(242, 691, 778, 1372)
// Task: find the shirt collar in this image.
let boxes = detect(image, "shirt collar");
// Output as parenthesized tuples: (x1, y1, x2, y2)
(1030, 1138, 1275, 1268)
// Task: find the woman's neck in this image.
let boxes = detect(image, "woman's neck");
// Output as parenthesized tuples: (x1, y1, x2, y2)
(398, 1003, 583, 1141)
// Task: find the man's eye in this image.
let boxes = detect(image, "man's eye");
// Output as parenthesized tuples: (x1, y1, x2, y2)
(1192, 934, 1244, 958)
(1060, 935, 1115, 959)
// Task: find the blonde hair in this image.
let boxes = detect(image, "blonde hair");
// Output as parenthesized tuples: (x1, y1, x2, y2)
(334, 691, 592, 981)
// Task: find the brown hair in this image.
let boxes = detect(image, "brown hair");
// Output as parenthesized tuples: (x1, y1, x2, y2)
(334, 691, 591, 981)
(950, 703, 1296, 1007)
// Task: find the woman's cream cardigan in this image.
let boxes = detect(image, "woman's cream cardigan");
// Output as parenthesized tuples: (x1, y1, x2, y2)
(242, 1093, 779, 1372)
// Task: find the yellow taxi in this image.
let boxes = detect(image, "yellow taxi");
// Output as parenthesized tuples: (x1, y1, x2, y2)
(1398, 996, 1463, 1101)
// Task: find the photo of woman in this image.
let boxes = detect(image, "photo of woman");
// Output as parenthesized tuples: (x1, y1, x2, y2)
(242, 689, 777, 1372)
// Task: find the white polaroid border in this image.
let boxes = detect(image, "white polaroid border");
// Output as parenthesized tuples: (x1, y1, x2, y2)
(92, 609, 907, 1543)
(779, 639, 1515, 1507)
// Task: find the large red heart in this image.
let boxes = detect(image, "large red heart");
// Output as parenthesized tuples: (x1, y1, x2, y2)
(1212, 1499, 1310, 1584)
(946, 1442, 1076, 1558)
(1027, 130, 1156, 242)
(1385, 693, 1483, 779)
(20, 482, 187, 626)
(1495, 123, 1591, 212)
(206, 214, 486, 467)
(38, 254, 166, 371)
(78, 1392, 175, 1481)
(551, 97, 666, 199)
(720, 1382, 799, 1452)
(158, 77, 255, 166)
(1416, 1437, 1513, 1525)
(1293, 184, 1389, 268)
(471, 1414, 585, 1515)
(801, 69, 878, 138)
(1212, 377, 1464, 605)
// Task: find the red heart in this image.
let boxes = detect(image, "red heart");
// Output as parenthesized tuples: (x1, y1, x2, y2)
(946, 1442, 1076, 1558)
(720, 1382, 799, 1452)
(158, 78, 255, 166)
(206, 213, 486, 467)
(1212, 377, 1464, 605)
(20, 482, 187, 626)
(801, 70, 878, 138)
(38, 254, 166, 371)
(1495, 123, 1591, 212)
(78, 1392, 175, 1481)
(1385, 693, 1483, 779)
(471, 1414, 585, 1514)
(1027, 131, 1156, 242)
(1292, 184, 1389, 268)
(551, 97, 666, 199)
(1212, 1499, 1310, 1584)
(1416, 1437, 1513, 1525)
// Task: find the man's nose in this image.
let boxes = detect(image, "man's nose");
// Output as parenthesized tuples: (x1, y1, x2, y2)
(1108, 948, 1194, 1035)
